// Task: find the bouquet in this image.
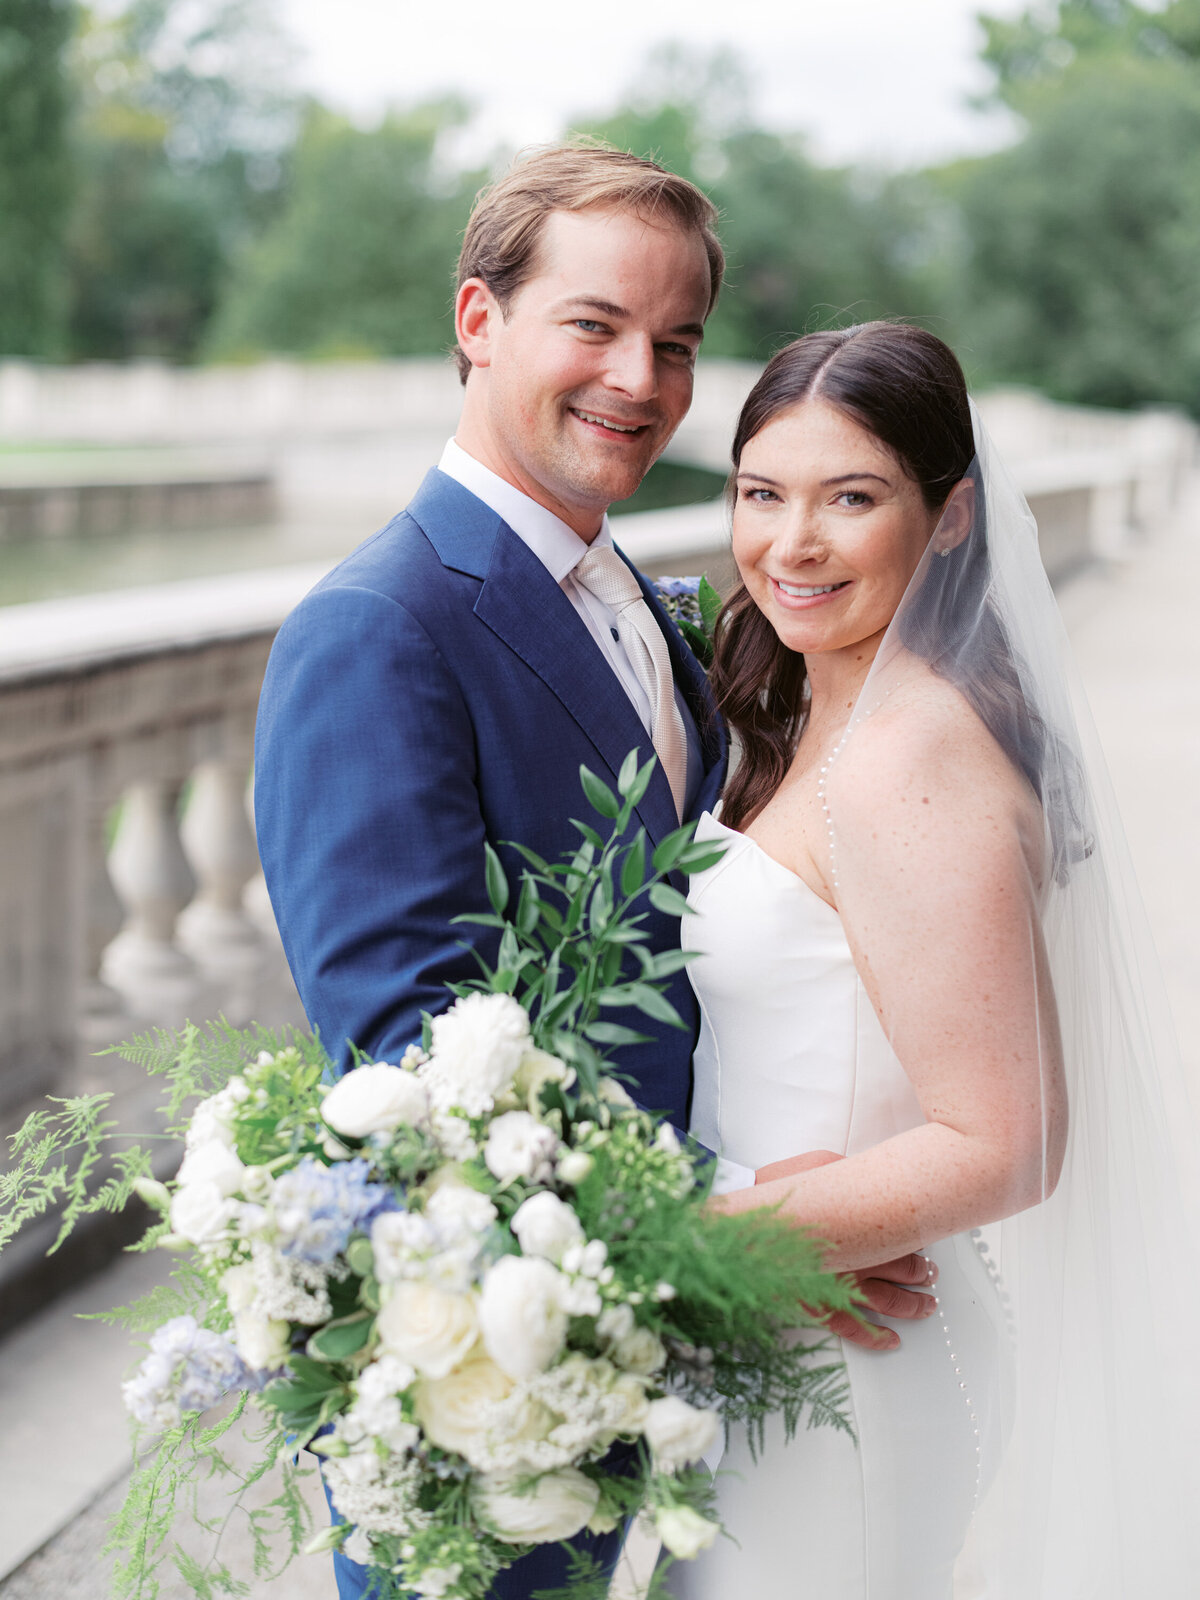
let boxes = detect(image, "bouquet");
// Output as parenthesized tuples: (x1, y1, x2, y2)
(2, 753, 860, 1600)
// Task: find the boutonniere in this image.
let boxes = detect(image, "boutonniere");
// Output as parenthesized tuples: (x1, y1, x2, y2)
(653, 575, 722, 670)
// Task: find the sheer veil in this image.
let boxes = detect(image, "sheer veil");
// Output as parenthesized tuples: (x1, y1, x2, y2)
(825, 403, 1200, 1597)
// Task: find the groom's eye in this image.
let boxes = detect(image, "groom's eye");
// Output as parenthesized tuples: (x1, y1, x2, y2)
(574, 319, 604, 333)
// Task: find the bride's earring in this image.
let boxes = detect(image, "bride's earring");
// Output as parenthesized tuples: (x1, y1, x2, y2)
(939, 547, 952, 558)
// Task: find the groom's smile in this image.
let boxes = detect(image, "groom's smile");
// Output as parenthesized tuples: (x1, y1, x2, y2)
(455, 207, 713, 540)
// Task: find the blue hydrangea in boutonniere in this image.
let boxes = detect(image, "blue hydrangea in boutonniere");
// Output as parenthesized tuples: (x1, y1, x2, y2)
(654, 575, 722, 670)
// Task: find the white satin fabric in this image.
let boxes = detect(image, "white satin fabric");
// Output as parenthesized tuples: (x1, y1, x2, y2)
(669, 812, 1011, 1600)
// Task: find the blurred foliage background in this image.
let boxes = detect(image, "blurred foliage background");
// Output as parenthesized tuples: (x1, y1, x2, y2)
(1, 0, 1198, 411)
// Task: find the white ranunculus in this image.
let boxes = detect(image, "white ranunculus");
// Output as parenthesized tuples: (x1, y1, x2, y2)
(342, 1527, 373, 1566)
(321, 1063, 429, 1138)
(643, 1396, 720, 1471)
(413, 1348, 514, 1460)
(234, 1308, 290, 1371)
(376, 1282, 479, 1378)
(510, 1192, 584, 1264)
(170, 1179, 237, 1244)
(513, 1048, 575, 1112)
(413, 1565, 462, 1598)
(611, 1373, 650, 1433)
(422, 994, 531, 1116)
(425, 1180, 498, 1237)
(596, 1078, 636, 1109)
(176, 1138, 246, 1197)
(613, 1324, 667, 1376)
(221, 1261, 257, 1315)
(483, 1111, 558, 1184)
(479, 1255, 567, 1380)
(474, 1467, 600, 1545)
(655, 1505, 719, 1560)
(555, 1150, 594, 1186)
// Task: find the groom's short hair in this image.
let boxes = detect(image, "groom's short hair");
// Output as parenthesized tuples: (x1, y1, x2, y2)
(453, 141, 724, 382)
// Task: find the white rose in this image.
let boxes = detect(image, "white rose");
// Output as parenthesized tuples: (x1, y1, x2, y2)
(555, 1150, 594, 1186)
(643, 1396, 720, 1471)
(473, 1467, 600, 1544)
(479, 1255, 567, 1380)
(234, 1308, 290, 1371)
(376, 1282, 479, 1378)
(511, 1192, 584, 1264)
(655, 1123, 682, 1154)
(513, 1048, 575, 1111)
(656, 1505, 719, 1560)
(176, 1139, 245, 1197)
(483, 1111, 558, 1184)
(413, 1348, 514, 1460)
(170, 1180, 237, 1244)
(421, 993, 531, 1116)
(321, 1063, 429, 1138)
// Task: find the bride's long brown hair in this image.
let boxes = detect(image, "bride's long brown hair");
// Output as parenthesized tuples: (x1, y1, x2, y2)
(713, 323, 977, 831)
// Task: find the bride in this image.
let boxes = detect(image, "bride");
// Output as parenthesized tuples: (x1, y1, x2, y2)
(668, 323, 1200, 1598)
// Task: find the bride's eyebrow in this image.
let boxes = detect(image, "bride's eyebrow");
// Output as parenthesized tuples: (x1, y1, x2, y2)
(736, 471, 783, 486)
(822, 472, 891, 487)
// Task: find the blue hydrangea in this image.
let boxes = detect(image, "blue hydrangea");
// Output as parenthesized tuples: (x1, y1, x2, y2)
(122, 1315, 250, 1431)
(654, 576, 702, 599)
(271, 1156, 396, 1264)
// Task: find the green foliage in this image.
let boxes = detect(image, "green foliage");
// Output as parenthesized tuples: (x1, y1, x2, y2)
(451, 754, 724, 1099)
(977, 0, 1200, 108)
(205, 101, 480, 360)
(57, 0, 297, 360)
(948, 51, 1200, 412)
(0, 0, 75, 356)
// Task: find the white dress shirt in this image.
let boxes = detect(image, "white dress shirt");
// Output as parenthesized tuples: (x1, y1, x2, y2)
(439, 439, 703, 809)
(437, 439, 753, 1194)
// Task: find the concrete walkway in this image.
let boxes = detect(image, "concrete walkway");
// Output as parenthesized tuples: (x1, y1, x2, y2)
(2, 475, 1198, 1599)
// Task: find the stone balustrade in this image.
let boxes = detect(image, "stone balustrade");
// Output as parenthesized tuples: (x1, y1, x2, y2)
(0, 389, 1195, 1326)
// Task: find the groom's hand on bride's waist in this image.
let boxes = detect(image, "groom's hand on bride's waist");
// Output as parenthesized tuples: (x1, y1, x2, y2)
(754, 1149, 939, 1352)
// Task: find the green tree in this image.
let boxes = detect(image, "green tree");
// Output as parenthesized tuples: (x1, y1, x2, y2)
(578, 45, 931, 360)
(949, 51, 1200, 411)
(0, 0, 75, 356)
(977, 0, 1200, 102)
(207, 101, 480, 359)
(64, 0, 297, 360)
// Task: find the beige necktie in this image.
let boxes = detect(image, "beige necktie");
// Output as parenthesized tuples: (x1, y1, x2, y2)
(573, 546, 689, 822)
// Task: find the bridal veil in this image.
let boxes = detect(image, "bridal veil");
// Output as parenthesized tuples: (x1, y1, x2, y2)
(823, 405, 1200, 1597)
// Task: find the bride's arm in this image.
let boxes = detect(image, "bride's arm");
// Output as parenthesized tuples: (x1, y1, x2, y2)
(711, 709, 1067, 1272)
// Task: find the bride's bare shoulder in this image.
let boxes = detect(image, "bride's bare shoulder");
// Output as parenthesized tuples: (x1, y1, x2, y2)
(829, 670, 1038, 845)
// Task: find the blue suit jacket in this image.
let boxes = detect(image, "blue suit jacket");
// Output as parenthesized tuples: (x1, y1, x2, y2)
(254, 468, 728, 1129)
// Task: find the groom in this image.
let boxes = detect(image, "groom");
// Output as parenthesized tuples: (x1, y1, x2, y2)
(254, 142, 933, 1600)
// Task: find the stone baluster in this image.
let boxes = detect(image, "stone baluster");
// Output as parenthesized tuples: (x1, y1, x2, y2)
(177, 749, 265, 1022)
(75, 779, 129, 1052)
(101, 776, 201, 1024)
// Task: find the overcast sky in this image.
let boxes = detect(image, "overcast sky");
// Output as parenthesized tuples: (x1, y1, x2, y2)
(277, 0, 1030, 169)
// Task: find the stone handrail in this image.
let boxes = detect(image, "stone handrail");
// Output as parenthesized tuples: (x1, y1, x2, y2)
(0, 392, 1194, 1325)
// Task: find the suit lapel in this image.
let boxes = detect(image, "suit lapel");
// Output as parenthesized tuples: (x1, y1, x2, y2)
(410, 467, 724, 846)
(474, 526, 682, 848)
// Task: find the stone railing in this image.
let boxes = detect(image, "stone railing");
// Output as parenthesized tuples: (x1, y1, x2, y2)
(0, 393, 1195, 1326)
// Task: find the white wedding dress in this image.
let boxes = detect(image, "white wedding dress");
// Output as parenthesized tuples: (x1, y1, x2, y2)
(668, 812, 1013, 1600)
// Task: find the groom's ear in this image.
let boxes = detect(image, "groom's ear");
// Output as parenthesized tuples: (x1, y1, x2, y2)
(456, 278, 500, 374)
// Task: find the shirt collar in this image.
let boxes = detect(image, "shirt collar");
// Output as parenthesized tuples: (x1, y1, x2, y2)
(439, 438, 613, 582)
